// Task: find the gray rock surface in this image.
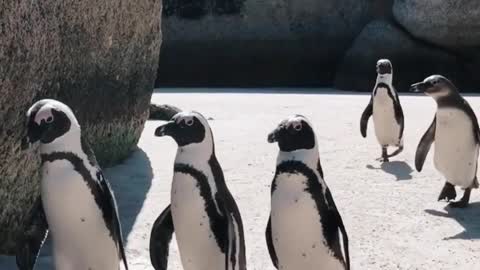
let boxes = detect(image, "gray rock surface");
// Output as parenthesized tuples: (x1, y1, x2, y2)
(335, 20, 464, 92)
(393, 0, 480, 47)
(158, 0, 373, 86)
(0, 0, 161, 254)
(149, 104, 182, 121)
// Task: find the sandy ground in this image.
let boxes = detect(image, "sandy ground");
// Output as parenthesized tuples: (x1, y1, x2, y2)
(2, 89, 480, 269)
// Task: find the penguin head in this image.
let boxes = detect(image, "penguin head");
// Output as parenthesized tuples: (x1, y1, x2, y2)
(155, 111, 212, 148)
(376, 59, 392, 75)
(268, 115, 316, 152)
(410, 75, 456, 98)
(376, 59, 393, 83)
(22, 99, 80, 150)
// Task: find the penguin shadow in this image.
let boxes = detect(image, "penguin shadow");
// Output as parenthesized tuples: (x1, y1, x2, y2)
(105, 148, 154, 240)
(366, 161, 413, 181)
(425, 202, 480, 240)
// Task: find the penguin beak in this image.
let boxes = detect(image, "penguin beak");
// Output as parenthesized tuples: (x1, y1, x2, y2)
(155, 121, 175, 137)
(410, 82, 428, 93)
(267, 128, 280, 143)
(21, 121, 42, 150)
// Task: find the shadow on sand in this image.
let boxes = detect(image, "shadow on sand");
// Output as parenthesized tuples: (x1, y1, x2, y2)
(425, 202, 480, 240)
(366, 161, 413, 181)
(106, 148, 154, 240)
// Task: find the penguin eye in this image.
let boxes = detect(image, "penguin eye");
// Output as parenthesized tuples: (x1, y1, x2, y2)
(185, 119, 194, 126)
(46, 116, 54, 123)
(293, 123, 302, 131)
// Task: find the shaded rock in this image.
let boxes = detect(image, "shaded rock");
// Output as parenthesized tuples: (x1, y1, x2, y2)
(0, 0, 161, 254)
(393, 0, 480, 47)
(157, 0, 374, 86)
(149, 104, 182, 121)
(335, 20, 469, 92)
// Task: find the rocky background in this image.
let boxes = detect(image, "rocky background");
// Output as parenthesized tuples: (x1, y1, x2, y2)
(0, 0, 162, 253)
(157, 0, 480, 91)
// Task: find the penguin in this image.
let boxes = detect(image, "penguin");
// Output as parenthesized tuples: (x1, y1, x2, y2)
(265, 115, 349, 270)
(150, 111, 246, 270)
(16, 99, 128, 270)
(410, 75, 480, 208)
(360, 59, 404, 162)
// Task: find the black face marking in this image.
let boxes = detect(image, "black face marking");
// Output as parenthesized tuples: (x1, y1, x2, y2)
(156, 116, 206, 147)
(376, 61, 392, 75)
(173, 163, 228, 253)
(26, 108, 71, 145)
(410, 75, 457, 95)
(269, 119, 315, 152)
(272, 160, 347, 266)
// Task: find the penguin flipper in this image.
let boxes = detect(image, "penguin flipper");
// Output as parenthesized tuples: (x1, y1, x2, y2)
(16, 197, 49, 270)
(150, 205, 174, 270)
(98, 175, 129, 270)
(223, 199, 247, 270)
(461, 99, 480, 143)
(265, 216, 279, 268)
(81, 137, 129, 269)
(393, 90, 405, 140)
(325, 188, 350, 270)
(415, 116, 436, 172)
(360, 97, 373, 138)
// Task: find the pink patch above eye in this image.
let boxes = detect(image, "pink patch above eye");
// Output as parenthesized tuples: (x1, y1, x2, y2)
(35, 109, 53, 125)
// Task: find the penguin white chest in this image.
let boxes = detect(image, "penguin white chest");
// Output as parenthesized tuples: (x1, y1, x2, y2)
(434, 108, 479, 188)
(372, 88, 401, 146)
(271, 172, 344, 270)
(171, 172, 224, 270)
(41, 160, 119, 270)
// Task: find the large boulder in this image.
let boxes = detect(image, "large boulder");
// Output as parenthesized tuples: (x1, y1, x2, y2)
(0, 0, 161, 254)
(393, 0, 480, 47)
(334, 20, 468, 92)
(157, 0, 373, 86)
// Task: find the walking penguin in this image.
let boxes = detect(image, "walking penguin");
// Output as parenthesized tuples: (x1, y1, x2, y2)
(150, 111, 247, 270)
(16, 99, 128, 270)
(411, 75, 480, 208)
(266, 115, 350, 270)
(360, 59, 404, 162)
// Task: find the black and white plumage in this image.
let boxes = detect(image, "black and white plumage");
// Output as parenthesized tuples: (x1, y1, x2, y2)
(16, 99, 128, 270)
(411, 75, 480, 208)
(360, 59, 404, 162)
(266, 115, 349, 270)
(150, 111, 246, 270)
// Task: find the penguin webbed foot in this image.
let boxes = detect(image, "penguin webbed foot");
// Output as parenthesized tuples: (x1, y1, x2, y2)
(448, 188, 471, 208)
(376, 146, 389, 162)
(438, 182, 456, 202)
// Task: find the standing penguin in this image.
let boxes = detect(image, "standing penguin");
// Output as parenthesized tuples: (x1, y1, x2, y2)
(411, 75, 480, 208)
(266, 115, 349, 270)
(16, 99, 128, 270)
(360, 59, 404, 162)
(150, 111, 246, 270)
